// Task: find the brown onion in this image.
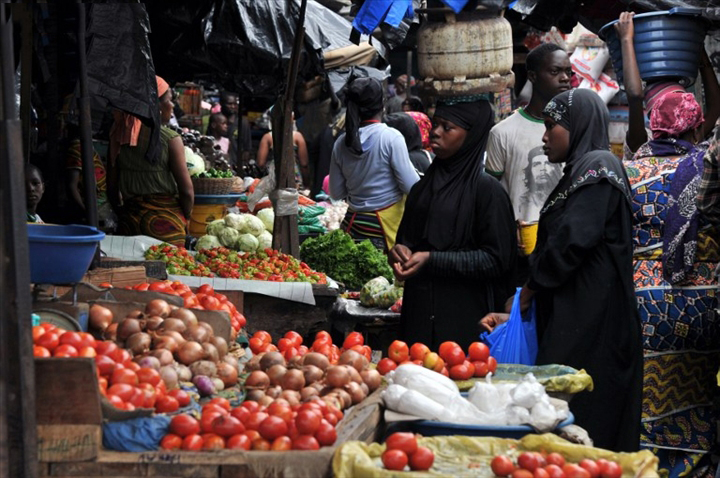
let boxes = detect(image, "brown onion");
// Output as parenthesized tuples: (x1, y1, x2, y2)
(266, 385, 282, 399)
(175, 364, 192, 382)
(245, 370, 270, 390)
(144, 316, 164, 331)
(267, 364, 288, 386)
(344, 365, 363, 384)
(103, 322, 118, 341)
(169, 307, 198, 326)
(301, 386, 319, 401)
(160, 318, 186, 333)
(280, 390, 301, 406)
(325, 365, 351, 389)
(322, 394, 344, 411)
(223, 354, 239, 370)
(136, 355, 161, 370)
(338, 349, 368, 372)
(246, 389, 265, 401)
(183, 324, 210, 343)
(117, 318, 142, 341)
(145, 298, 171, 318)
(202, 343, 219, 363)
(198, 322, 214, 338)
(330, 388, 352, 409)
(189, 360, 217, 377)
(159, 365, 179, 390)
(211, 336, 228, 358)
(360, 369, 382, 392)
(360, 382, 369, 395)
(150, 348, 174, 366)
(126, 332, 151, 355)
(346, 381, 366, 405)
(287, 354, 304, 369)
(126, 309, 145, 319)
(260, 351, 285, 371)
(89, 304, 113, 332)
(259, 395, 274, 407)
(217, 362, 239, 387)
(245, 353, 263, 372)
(281, 369, 305, 391)
(302, 352, 329, 371)
(176, 341, 204, 365)
(152, 335, 178, 353)
(302, 365, 324, 385)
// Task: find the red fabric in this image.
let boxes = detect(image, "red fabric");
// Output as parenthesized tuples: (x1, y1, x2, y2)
(649, 92, 704, 140)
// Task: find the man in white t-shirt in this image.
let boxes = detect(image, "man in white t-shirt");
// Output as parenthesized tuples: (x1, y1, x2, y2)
(486, 43, 571, 224)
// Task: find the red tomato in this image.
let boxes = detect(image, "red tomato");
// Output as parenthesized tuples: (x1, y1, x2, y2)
(245, 412, 269, 431)
(240, 400, 261, 413)
(271, 436, 292, 451)
(181, 434, 203, 451)
(518, 452, 543, 472)
(202, 403, 229, 416)
(409, 343, 431, 361)
(33, 345, 51, 358)
(109, 347, 132, 365)
(468, 341, 490, 362)
(282, 346, 299, 361)
(563, 464, 591, 478)
(579, 459, 600, 478)
(315, 330, 331, 342)
(226, 434, 252, 450)
(252, 330, 272, 345)
(213, 415, 245, 438)
(197, 284, 215, 295)
(266, 402, 293, 423)
(598, 460, 622, 478)
(133, 283, 150, 291)
(111, 368, 138, 386)
(374, 358, 396, 377)
(243, 430, 261, 442)
(385, 432, 417, 455)
(160, 434, 182, 450)
(342, 331, 364, 350)
(129, 387, 146, 408)
(53, 344, 79, 357)
(443, 346, 466, 367)
(235, 313, 247, 329)
(208, 397, 232, 411)
(167, 389, 191, 407)
(139, 384, 157, 408)
(545, 453, 565, 468)
(512, 471, 535, 478)
(409, 446, 434, 471)
(258, 416, 288, 441)
(381, 449, 408, 471)
(78, 346, 97, 357)
(36, 332, 60, 352)
(471, 360, 489, 377)
(125, 362, 141, 372)
(284, 331, 302, 348)
(449, 362, 474, 381)
(201, 410, 225, 433)
(314, 420, 337, 447)
(323, 411, 339, 426)
(533, 468, 550, 478)
(487, 356, 498, 374)
(387, 340, 409, 363)
(155, 395, 180, 413)
(297, 345, 308, 355)
(200, 296, 221, 311)
(107, 383, 135, 402)
(292, 434, 320, 451)
(95, 341, 118, 357)
(295, 409, 322, 435)
(438, 341, 461, 359)
(422, 352, 445, 372)
(277, 337, 292, 352)
(248, 337, 265, 354)
(544, 464, 565, 478)
(148, 282, 169, 292)
(491, 455, 516, 476)
(202, 433, 225, 450)
(136, 367, 161, 386)
(231, 406, 251, 423)
(106, 394, 124, 408)
(32, 325, 46, 342)
(169, 414, 200, 437)
(251, 438, 271, 451)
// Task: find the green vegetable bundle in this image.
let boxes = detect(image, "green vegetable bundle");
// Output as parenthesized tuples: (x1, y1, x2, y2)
(193, 168, 233, 179)
(299, 230, 393, 290)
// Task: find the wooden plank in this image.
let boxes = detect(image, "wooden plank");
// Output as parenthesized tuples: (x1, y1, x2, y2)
(37, 425, 101, 463)
(147, 464, 219, 477)
(35, 358, 102, 425)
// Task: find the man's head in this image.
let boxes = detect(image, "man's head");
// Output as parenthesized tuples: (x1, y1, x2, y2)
(220, 92, 239, 117)
(25, 163, 44, 214)
(208, 113, 228, 137)
(526, 43, 572, 103)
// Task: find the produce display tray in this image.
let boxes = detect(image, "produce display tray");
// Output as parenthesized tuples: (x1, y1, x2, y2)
(411, 412, 574, 439)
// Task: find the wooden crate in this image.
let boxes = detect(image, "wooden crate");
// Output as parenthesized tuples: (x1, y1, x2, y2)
(82, 266, 148, 289)
(40, 388, 383, 477)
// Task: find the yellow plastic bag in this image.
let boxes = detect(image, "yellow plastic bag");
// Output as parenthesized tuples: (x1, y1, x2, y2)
(333, 434, 659, 478)
(455, 364, 594, 396)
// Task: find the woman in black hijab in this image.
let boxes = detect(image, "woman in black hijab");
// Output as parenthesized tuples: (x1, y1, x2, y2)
(482, 89, 643, 452)
(384, 112, 431, 174)
(390, 99, 517, 351)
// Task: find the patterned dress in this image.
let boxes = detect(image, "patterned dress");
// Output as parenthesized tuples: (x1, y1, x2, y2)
(625, 142, 720, 477)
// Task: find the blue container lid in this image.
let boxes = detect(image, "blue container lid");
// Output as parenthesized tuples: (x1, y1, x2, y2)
(411, 412, 575, 439)
(194, 194, 242, 205)
(27, 224, 105, 243)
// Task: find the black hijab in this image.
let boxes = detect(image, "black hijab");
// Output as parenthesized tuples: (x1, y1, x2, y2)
(399, 99, 495, 250)
(344, 77, 384, 155)
(384, 112, 430, 174)
(541, 89, 632, 215)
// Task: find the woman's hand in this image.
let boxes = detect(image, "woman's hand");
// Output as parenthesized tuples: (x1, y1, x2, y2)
(479, 312, 510, 333)
(614, 11, 635, 42)
(504, 285, 535, 314)
(388, 244, 412, 266)
(392, 251, 430, 281)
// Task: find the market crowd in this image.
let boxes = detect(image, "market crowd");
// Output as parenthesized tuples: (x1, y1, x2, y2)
(23, 10, 720, 477)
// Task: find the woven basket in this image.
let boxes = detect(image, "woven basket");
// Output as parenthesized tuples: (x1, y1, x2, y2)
(192, 177, 234, 195)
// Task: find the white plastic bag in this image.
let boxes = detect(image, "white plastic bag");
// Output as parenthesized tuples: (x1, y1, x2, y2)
(510, 373, 545, 409)
(388, 364, 458, 393)
(382, 384, 449, 421)
(570, 45, 609, 82)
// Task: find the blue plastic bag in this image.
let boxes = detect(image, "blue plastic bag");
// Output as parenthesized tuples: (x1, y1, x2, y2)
(480, 287, 538, 365)
(102, 415, 170, 452)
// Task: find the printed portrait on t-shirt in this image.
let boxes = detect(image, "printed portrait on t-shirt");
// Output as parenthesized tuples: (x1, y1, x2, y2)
(518, 146, 563, 220)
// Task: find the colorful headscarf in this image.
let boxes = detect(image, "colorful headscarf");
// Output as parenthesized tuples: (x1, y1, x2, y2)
(405, 111, 432, 150)
(649, 91, 704, 140)
(644, 81, 685, 112)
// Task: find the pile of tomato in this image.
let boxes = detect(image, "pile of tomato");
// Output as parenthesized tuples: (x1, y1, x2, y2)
(376, 340, 497, 381)
(121, 281, 246, 332)
(160, 396, 341, 451)
(145, 243, 214, 277)
(491, 452, 623, 478)
(248, 330, 372, 365)
(381, 432, 434, 472)
(196, 247, 328, 284)
(33, 324, 185, 413)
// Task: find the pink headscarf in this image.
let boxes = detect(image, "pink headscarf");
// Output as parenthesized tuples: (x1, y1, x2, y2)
(649, 91, 704, 140)
(405, 111, 432, 151)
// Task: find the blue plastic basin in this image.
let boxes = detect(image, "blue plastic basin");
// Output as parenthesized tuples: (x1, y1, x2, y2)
(599, 8, 709, 86)
(411, 412, 575, 439)
(27, 224, 105, 284)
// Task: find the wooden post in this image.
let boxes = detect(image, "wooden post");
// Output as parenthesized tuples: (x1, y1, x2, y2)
(0, 6, 38, 478)
(271, 0, 307, 257)
(18, 4, 32, 162)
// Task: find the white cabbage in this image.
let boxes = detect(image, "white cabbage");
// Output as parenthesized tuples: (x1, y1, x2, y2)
(237, 233, 259, 252)
(206, 219, 226, 236)
(218, 227, 240, 248)
(224, 213, 248, 232)
(257, 231, 273, 250)
(243, 214, 265, 236)
(256, 208, 274, 233)
(196, 235, 221, 251)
